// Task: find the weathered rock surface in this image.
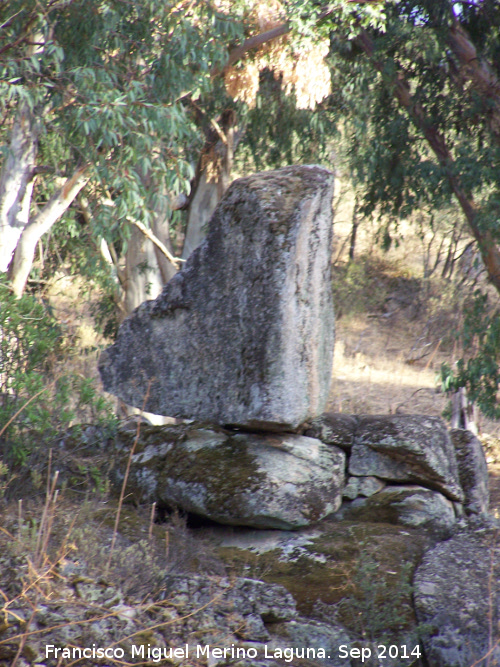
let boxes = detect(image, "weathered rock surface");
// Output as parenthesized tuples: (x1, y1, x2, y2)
(414, 517, 500, 667)
(303, 412, 358, 450)
(215, 519, 432, 654)
(268, 619, 352, 667)
(336, 486, 456, 533)
(161, 573, 296, 643)
(451, 428, 489, 515)
(99, 165, 335, 430)
(349, 416, 463, 502)
(113, 425, 345, 530)
(342, 475, 386, 500)
(161, 575, 353, 666)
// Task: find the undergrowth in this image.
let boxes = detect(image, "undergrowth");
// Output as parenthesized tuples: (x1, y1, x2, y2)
(332, 255, 424, 321)
(0, 435, 225, 666)
(0, 276, 117, 480)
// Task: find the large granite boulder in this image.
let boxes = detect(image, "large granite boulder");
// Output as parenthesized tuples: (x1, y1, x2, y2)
(451, 428, 489, 515)
(414, 517, 500, 667)
(99, 165, 335, 430)
(349, 416, 463, 502)
(112, 425, 345, 530)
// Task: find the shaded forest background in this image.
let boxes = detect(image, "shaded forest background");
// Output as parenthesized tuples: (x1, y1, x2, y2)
(1, 0, 500, 480)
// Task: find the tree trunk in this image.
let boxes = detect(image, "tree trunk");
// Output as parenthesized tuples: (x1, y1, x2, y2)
(349, 198, 359, 261)
(120, 189, 179, 425)
(122, 197, 178, 317)
(9, 166, 89, 297)
(357, 30, 500, 297)
(181, 170, 227, 260)
(0, 103, 38, 273)
(447, 19, 500, 145)
(451, 387, 478, 435)
(181, 110, 237, 260)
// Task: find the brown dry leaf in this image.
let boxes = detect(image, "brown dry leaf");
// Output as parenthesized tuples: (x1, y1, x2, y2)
(224, 62, 261, 108)
(222, 0, 332, 111)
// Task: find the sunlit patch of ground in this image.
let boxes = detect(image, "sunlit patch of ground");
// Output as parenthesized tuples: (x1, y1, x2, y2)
(328, 316, 447, 417)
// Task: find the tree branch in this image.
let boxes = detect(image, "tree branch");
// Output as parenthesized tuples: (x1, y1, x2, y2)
(127, 217, 184, 269)
(356, 30, 500, 295)
(447, 19, 500, 144)
(9, 165, 89, 296)
(222, 23, 290, 74)
(219, 4, 340, 74)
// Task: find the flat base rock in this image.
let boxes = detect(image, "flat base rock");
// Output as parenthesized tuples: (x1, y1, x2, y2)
(214, 518, 432, 656)
(112, 424, 345, 530)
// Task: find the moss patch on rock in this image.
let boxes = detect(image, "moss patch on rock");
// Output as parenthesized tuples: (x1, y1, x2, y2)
(219, 520, 433, 639)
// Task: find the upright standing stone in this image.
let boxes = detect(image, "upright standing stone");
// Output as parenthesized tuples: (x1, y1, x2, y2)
(99, 166, 335, 429)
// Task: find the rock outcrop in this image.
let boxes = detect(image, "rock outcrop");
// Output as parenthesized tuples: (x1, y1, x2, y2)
(8, 414, 492, 667)
(113, 425, 345, 530)
(337, 486, 456, 535)
(451, 428, 489, 515)
(414, 517, 500, 667)
(110, 414, 490, 534)
(99, 165, 335, 430)
(349, 416, 463, 502)
(161, 574, 297, 642)
(216, 519, 432, 664)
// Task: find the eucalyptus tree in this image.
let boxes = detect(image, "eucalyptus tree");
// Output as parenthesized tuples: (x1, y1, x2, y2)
(0, 0, 244, 298)
(328, 0, 500, 289)
(234, 0, 500, 415)
(0, 0, 363, 312)
(322, 0, 500, 415)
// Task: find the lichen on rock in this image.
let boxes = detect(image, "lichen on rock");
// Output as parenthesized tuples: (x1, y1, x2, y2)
(112, 425, 345, 530)
(99, 165, 335, 430)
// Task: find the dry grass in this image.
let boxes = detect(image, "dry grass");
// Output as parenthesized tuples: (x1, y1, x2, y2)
(0, 450, 226, 667)
(328, 331, 445, 417)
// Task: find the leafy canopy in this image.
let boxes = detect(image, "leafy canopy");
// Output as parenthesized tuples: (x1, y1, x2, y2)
(0, 0, 244, 241)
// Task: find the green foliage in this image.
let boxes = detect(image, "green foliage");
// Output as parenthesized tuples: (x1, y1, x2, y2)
(32, 210, 122, 337)
(327, 0, 500, 226)
(0, 459, 8, 498)
(235, 70, 338, 172)
(323, 0, 500, 417)
(0, 277, 116, 464)
(441, 290, 500, 419)
(0, 0, 245, 248)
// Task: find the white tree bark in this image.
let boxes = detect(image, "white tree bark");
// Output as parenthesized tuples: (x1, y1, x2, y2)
(181, 170, 226, 259)
(9, 166, 89, 297)
(0, 104, 38, 273)
(122, 195, 178, 316)
(181, 114, 237, 260)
